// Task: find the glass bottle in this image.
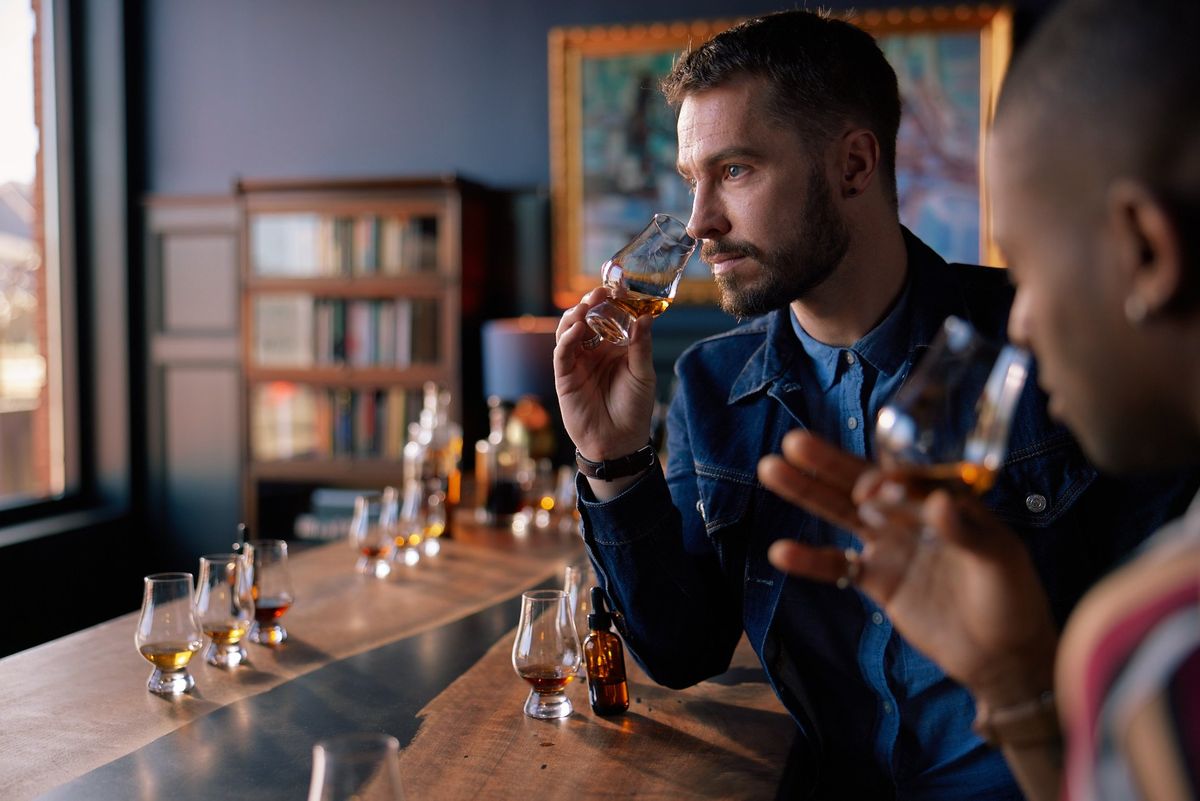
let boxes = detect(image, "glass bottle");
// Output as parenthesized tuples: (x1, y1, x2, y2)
(583, 586, 629, 716)
(481, 396, 525, 525)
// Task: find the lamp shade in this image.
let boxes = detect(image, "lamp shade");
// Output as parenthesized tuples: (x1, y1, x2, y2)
(481, 316, 559, 404)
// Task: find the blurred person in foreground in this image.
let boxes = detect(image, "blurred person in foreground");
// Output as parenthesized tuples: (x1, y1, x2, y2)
(760, 0, 1200, 799)
(554, 7, 1196, 799)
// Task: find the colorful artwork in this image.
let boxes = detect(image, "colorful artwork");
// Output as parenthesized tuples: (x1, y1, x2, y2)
(882, 31, 983, 265)
(550, 8, 1012, 307)
(579, 51, 699, 289)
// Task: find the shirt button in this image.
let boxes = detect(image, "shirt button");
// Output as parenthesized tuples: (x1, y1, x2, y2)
(871, 611, 884, 625)
(1025, 493, 1048, 513)
(882, 701, 893, 714)
(847, 416, 859, 430)
(844, 352, 857, 365)
(695, 499, 705, 519)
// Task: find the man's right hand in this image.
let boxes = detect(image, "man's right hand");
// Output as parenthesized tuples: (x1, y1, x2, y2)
(759, 431, 1059, 711)
(554, 289, 657, 498)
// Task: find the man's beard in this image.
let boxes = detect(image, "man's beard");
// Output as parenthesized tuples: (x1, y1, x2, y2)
(705, 166, 850, 318)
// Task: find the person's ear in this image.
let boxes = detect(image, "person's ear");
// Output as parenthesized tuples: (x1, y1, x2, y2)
(838, 129, 880, 199)
(1108, 179, 1185, 323)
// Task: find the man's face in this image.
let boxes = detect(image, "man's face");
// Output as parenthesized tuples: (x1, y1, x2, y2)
(676, 76, 850, 317)
(991, 125, 1162, 471)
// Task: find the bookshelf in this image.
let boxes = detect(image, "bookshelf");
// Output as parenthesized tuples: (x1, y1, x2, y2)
(237, 176, 490, 536)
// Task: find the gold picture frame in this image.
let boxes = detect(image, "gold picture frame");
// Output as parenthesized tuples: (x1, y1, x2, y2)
(549, 5, 1013, 309)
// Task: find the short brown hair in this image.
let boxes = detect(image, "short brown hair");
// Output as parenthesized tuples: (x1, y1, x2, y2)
(662, 10, 901, 206)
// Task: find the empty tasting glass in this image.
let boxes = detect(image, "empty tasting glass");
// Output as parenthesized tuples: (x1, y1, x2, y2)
(583, 213, 697, 348)
(875, 316, 1031, 495)
(511, 589, 581, 719)
(194, 553, 255, 668)
(307, 732, 405, 801)
(562, 559, 596, 645)
(248, 539, 295, 646)
(350, 491, 394, 578)
(135, 573, 204, 695)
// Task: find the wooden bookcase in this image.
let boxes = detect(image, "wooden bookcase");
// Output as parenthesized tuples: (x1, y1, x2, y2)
(237, 176, 490, 536)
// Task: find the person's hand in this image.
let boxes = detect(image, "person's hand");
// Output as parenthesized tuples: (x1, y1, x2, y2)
(758, 431, 1058, 708)
(554, 288, 656, 464)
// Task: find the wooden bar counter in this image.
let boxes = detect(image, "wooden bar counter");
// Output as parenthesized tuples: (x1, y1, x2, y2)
(0, 519, 792, 800)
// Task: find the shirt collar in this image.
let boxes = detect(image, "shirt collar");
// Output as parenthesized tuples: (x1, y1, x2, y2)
(729, 227, 970, 405)
(788, 274, 913, 391)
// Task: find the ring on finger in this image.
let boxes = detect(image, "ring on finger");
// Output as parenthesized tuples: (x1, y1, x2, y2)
(835, 548, 861, 590)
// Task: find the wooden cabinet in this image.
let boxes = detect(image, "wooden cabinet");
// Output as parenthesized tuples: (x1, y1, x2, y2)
(237, 176, 490, 536)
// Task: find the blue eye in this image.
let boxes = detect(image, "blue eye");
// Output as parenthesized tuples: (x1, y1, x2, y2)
(724, 165, 745, 179)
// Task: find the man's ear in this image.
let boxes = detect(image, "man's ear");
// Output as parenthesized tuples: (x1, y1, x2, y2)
(838, 128, 880, 199)
(1108, 179, 1186, 318)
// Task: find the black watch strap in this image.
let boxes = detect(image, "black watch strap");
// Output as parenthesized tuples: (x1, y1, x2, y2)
(575, 441, 656, 481)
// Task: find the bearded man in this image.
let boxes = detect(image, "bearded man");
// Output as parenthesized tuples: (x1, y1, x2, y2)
(553, 10, 1196, 799)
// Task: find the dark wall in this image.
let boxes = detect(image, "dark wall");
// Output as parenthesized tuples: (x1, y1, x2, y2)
(141, 0, 1055, 194)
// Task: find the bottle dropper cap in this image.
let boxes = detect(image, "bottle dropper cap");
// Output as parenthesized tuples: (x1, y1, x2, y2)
(587, 586, 612, 630)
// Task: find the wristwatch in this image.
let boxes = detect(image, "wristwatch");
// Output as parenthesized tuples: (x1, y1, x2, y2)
(575, 442, 656, 481)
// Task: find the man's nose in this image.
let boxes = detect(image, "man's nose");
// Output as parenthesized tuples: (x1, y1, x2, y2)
(686, 183, 730, 242)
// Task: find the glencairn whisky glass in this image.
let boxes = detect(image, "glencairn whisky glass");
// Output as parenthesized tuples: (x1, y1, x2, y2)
(511, 589, 581, 719)
(248, 539, 295, 646)
(583, 213, 697, 348)
(307, 732, 405, 801)
(135, 573, 204, 695)
(194, 553, 255, 668)
(350, 491, 393, 578)
(874, 316, 1031, 494)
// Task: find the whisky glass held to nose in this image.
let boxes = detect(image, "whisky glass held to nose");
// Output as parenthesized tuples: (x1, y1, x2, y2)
(582, 213, 697, 349)
(874, 316, 1031, 495)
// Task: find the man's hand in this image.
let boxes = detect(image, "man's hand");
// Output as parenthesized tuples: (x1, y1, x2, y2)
(554, 289, 658, 497)
(758, 431, 1058, 708)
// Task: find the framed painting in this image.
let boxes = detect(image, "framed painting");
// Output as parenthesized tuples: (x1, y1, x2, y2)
(549, 6, 1013, 308)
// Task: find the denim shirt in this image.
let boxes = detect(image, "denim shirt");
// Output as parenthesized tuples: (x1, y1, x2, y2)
(578, 231, 1199, 800)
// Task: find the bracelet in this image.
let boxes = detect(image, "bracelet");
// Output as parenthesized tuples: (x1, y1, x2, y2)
(575, 441, 656, 481)
(972, 690, 1061, 748)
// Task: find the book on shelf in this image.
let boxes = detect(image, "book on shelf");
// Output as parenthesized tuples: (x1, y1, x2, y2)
(352, 216, 381, 275)
(251, 382, 319, 460)
(251, 212, 447, 277)
(251, 213, 322, 276)
(254, 296, 441, 368)
(254, 295, 315, 367)
(251, 383, 420, 463)
(394, 299, 412, 367)
(345, 300, 371, 367)
(380, 217, 406, 275)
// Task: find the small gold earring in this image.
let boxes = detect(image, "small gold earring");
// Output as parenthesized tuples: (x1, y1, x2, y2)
(1124, 295, 1148, 324)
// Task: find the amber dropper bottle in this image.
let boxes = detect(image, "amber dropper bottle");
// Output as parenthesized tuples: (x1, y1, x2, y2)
(583, 586, 630, 716)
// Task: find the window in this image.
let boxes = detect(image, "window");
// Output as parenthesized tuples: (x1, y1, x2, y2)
(0, 0, 75, 512)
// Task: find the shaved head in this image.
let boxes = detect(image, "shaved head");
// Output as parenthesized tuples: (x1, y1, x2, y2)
(995, 0, 1200, 254)
(989, 0, 1200, 472)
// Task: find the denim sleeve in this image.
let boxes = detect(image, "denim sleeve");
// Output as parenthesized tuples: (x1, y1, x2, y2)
(578, 395, 745, 689)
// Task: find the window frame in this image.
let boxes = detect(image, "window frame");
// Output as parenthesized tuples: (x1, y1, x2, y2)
(0, 0, 133, 545)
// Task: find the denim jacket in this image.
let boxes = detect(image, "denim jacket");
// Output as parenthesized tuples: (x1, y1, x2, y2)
(579, 233, 1197, 798)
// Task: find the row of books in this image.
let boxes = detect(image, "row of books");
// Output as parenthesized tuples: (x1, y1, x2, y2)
(254, 296, 441, 367)
(250, 212, 440, 276)
(251, 383, 423, 461)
